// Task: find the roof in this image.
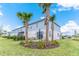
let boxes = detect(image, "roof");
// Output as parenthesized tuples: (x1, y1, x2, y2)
(9, 18, 60, 32)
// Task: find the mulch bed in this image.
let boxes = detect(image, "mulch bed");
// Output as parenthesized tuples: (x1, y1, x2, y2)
(23, 42, 59, 49)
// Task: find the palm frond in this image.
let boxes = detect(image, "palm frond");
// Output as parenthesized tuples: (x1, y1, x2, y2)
(50, 14, 55, 22)
(16, 12, 23, 20)
(39, 3, 51, 14)
(16, 12, 33, 24)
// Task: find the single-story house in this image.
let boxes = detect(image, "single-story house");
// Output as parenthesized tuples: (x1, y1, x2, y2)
(8, 18, 61, 40)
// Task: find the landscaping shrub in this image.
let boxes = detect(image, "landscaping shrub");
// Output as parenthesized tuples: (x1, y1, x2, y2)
(62, 36, 65, 39)
(51, 40, 59, 45)
(2, 36, 11, 39)
(28, 40, 34, 47)
(19, 36, 25, 40)
(7, 36, 10, 39)
(37, 41, 45, 49)
(3, 35, 25, 41)
(28, 40, 33, 45)
(73, 39, 79, 41)
(19, 41, 25, 46)
(12, 36, 17, 40)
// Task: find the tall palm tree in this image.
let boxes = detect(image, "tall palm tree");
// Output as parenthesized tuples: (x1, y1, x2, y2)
(39, 3, 51, 43)
(16, 12, 32, 43)
(50, 14, 55, 40)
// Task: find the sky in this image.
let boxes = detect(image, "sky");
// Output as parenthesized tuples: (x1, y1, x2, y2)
(0, 3, 79, 35)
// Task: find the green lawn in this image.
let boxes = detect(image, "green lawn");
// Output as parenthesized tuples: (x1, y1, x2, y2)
(0, 37, 79, 56)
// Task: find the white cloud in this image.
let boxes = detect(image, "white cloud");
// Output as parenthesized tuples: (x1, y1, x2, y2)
(57, 0, 79, 10)
(2, 25, 11, 32)
(60, 20, 79, 35)
(73, 6, 79, 10)
(15, 25, 22, 28)
(0, 11, 3, 16)
(51, 1, 79, 12)
(52, 9, 57, 14)
(40, 16, 45, 19)
(0, 5, 3, 16)
(58, 7, 71, 11)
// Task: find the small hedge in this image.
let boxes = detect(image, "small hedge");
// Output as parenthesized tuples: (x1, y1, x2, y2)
(2, 35, 25, 41)
(16, 36, 25, 41)
(73, 39, 79, 41)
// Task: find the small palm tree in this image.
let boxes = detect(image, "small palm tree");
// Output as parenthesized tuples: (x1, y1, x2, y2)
(50, 14, 55, 40)
(39, 3, 51, 43)
(16, 12, 32, 43)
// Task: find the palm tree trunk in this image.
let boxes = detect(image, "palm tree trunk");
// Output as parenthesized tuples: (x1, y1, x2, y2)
(45, 21, 49, 42)
(51, 22, 54, 40)
(45, 9, 50, 43)
(25, 22, 28, 43)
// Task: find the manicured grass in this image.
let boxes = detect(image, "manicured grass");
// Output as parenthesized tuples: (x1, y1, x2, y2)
(0, 37, 79, 56)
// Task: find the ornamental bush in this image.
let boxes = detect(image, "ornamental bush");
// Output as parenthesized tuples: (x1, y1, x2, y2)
(51, 40, 59, 45)
(3, 35, 25, 41)
(37, 41, 45, 49)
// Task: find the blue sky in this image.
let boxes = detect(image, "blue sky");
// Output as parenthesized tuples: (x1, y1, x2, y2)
(0, 3, 79, 32)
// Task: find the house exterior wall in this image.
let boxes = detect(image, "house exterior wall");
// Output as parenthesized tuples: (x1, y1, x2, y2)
(8, 19, 60, 40)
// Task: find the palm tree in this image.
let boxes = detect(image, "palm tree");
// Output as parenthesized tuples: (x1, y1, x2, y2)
(39, 3, 51, 43)
(50, 14, 55, 40)
(16, 12, 32, 43)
